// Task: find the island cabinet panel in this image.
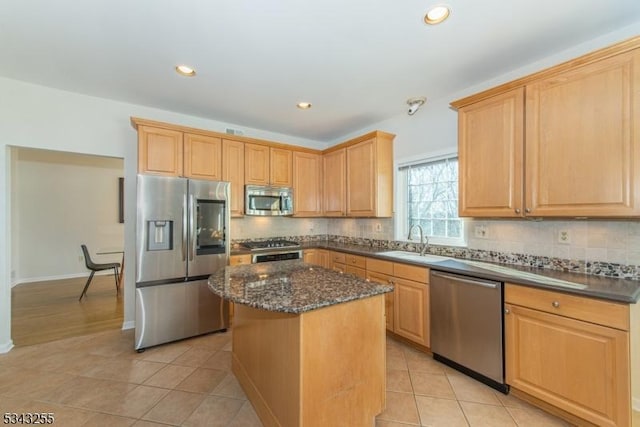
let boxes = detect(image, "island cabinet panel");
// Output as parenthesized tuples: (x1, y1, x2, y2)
(222, 139, 245, 217)
(525, 50, 640, 217)
(322, 148, 346, 216)
(454, 39, 640, 218)
(458, 88, 524, 217)
(137, 125, 184, 176)
(505, 284, 631, 427)
(183, 133, 222, 180)
(293, 151, 322, 216)
(232, 295, 386, 427)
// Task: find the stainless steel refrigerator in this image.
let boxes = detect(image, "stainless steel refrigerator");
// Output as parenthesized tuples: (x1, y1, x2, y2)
(135, 174, 230, 351)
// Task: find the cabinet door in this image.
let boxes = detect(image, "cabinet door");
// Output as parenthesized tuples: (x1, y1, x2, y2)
(346, 139, 376, 216)
(184, 133, 222, 180)
(458, 88, 524, 217)
(244, 143, 270, 185)
(525, 50, 640, 216)
(367, 271, 394, 331)
(270, 147, 293, 187)
(138, 126, 184, 176)
(345, 265, 366, 279)
(323, 149, 346, 216)
(505, 304, 630, 427)
(317, 249, 330, 268)
(303, 249, 318, 265)
(222, 139, 245, 217)
(293, 151, 322, 216)
(393, 277, 429, 347)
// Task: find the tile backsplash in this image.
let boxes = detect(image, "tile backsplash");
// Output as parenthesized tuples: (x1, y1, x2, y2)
(231, 216, 640, 279)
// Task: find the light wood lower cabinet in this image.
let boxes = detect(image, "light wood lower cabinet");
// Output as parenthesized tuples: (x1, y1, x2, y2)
(505, 284, 630, 427)
(230, 254, 252, 266)
(303, 249, 330, 268)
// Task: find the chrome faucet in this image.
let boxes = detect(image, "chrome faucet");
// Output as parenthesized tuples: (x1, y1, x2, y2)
(407, 224, 428, 256)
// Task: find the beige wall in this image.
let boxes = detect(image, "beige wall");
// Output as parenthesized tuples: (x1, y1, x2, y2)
(11, 148, 124, 285)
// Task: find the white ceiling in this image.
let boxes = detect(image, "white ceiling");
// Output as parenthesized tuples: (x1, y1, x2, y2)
(1, 0, 639, 142)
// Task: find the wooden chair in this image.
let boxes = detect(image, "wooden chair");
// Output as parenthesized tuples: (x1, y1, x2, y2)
(79, 244, 120, 301)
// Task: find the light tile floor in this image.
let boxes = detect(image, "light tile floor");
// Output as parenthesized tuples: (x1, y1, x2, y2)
(0, 328, 597, 426)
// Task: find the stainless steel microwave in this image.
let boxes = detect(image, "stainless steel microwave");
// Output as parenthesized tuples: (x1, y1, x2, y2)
(245, 185, 294, 216)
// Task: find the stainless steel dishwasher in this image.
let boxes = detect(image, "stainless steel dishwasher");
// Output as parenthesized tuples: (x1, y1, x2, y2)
(430, 270, 508, 393)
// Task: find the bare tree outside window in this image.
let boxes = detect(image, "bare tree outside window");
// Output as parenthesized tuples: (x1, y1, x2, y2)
(406, 157, 461, 239)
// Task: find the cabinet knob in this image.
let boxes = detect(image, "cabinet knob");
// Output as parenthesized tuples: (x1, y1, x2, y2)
(388, 279, 394, 285)
(352, 259, 356, 263)
(504, 308, 510, 314)
(552, 301, 560, 308)
(515, 208, 521, 214)
(525, 208, 531, 213)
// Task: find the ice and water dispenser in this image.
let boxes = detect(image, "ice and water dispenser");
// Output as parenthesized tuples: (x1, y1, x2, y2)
(147, 220, 173, 251)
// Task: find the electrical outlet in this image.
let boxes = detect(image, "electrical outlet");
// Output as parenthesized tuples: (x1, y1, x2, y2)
(375, 223, 382, 232)
(474, 225, 489, 239)
(558, 229, 571, 244)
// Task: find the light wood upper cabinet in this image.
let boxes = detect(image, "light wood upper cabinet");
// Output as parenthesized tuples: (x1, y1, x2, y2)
(244, 144, 292, 187)
(323, 148, 346, 217)
(270, 148, 293, 187)
(183, 133, 222, 180)
(453, 38, 640, 218)
(346, 132, 394, 217)
(458, 88, 524, 217)
(525, 50, 640, 216)
(244, 143, 270, 185)
(222, 139, 245, 217)
(505, 284, 630, 427)
(293, 151, 322, 216)
(137, 125, 184, 176)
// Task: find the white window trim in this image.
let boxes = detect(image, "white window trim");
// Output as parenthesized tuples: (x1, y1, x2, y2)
(395, 150, 467, 247)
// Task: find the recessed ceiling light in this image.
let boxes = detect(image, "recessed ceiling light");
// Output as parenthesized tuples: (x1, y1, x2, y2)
(297, 102, 312, 109)
(424, 5, 450, 25)
(175, 65, 196, 77)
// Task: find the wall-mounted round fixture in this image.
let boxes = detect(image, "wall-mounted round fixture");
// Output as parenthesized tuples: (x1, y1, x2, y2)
(407, 97, 426, 115)
(175, 65, 196, 77)
(424, 5, 450, 25)
(297, 102, 312, 109)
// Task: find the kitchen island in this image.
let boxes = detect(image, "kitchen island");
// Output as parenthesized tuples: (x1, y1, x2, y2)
(208, 260, 393, 427)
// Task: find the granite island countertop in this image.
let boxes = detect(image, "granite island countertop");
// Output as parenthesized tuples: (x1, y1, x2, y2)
(232, 241, 640, 303)
(208, 259, 393, 314)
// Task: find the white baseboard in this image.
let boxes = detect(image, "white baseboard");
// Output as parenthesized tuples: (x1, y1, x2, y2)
(633, 397, 640, 412)
(0, 340, 14, 354)
(122, 320, 135, 330)
(11, 270, 115, 287)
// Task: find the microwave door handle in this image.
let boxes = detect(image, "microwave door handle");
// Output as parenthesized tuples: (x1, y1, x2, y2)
(189, 194, 196, 262)
(181, 194, 187, 261)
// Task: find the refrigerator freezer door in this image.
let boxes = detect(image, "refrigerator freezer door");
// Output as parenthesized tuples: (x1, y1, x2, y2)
(187, 179, 230, 278)
(136, 175, 188, 284)
(135, 279, 229, 350)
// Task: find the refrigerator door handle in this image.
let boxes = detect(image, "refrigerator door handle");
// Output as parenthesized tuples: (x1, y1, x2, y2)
(189, 194, 196, 262)
(182, 194, 188, 261)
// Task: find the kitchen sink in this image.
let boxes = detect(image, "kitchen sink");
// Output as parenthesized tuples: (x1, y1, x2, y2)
(377, 251, 452, 263)
(452, 259, 587, 290)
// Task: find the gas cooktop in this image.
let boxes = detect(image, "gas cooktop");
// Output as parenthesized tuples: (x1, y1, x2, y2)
(242, 240, 301, 251)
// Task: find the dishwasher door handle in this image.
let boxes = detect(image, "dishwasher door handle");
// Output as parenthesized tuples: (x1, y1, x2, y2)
(432, 271, 499, 289)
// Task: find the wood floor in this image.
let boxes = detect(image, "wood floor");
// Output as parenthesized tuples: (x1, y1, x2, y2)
(11, 274, 123, 347)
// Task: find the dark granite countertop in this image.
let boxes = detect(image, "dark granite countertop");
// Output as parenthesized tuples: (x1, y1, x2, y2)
(230, 242, 640, 303)
(208, 259, 393, 314)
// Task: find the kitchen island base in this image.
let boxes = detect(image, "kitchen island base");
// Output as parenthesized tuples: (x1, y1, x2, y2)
(232, 295, 386, 427)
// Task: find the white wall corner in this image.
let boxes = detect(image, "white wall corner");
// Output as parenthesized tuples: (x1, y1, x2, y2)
(633, 397, 640, 412)
(122, 320, 135, 330)
(0, 339, 14, 354)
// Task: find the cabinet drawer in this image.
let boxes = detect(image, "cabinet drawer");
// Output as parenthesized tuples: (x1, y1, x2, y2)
(331, 252, 346, 264)
(393, 263, 428, 283)
(230, 254, 252, 266)
(345, 254, 366, 269)
(367, 258, 393, 275)
(505, 283, 629, 331)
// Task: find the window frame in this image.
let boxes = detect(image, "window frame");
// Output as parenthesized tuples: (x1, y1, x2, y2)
(395, 150, 466, 247)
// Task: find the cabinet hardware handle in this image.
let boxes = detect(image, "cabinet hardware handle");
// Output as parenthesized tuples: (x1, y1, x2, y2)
(515, 208, 521, 214)
(552, 301, 560, 308)
(504, 308, 510, 314)
(525, 208, 531, 213)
